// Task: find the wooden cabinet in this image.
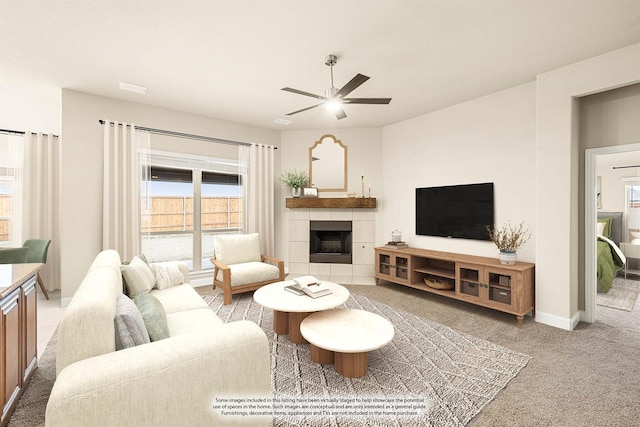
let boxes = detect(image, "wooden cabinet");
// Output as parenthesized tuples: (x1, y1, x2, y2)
(1, 287, 21, 421)
(375, 247, 534, 327)
(0, 265, 40, 427)
(375, 249, 411, 285)
(21, 277, 38, 383)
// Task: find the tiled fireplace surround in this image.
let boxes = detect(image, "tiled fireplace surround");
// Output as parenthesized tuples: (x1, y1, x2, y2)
(287, 208, 376, 285)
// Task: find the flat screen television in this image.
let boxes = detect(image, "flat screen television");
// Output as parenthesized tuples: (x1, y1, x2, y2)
(416, 182, 494, 241)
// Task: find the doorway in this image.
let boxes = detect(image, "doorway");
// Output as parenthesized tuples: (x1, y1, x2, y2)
(585, 144, 640, 323)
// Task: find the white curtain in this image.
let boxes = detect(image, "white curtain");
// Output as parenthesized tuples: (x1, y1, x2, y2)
(103, 122, 150, 260)
(239, 144, 275, 255)
(16, 132, 61, 291)
(3, 134, 23, 249)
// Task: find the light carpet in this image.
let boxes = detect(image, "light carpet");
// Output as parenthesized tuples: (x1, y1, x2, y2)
(205, 292, 531, 426)
(596, 276, 640, 311)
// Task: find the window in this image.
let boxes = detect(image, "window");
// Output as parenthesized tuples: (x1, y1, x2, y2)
(141, 153, 242, 272)
(630, 184, 640, 208)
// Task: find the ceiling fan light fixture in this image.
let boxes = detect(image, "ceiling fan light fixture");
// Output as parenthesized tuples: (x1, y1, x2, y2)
(282, 54, 391, 120)
(325, 98, 342, 112)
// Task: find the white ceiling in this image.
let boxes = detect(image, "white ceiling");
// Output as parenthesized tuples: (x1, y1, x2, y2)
(1, 0, 639, 131)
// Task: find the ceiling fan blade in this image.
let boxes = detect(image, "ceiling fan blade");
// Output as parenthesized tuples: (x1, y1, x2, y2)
(335, 106, 347, 120)
(281, 87, 326, 100)
(334, 74, 370, 99)
(343, 97, 392, 104)
(285, 103, 323, 116)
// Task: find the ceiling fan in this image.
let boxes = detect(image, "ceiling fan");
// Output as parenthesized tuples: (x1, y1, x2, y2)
(281, 54, 392, 120)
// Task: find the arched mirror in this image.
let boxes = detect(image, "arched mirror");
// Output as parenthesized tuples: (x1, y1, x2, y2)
(309, 134, 348, 192)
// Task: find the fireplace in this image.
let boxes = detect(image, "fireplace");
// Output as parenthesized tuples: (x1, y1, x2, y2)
(309, 221, 352, 264)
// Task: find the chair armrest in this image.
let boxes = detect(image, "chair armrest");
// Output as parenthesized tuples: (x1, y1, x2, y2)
(211, 257, 231, 284)
(210, 257, 230, 271)
(46, 321, 270, 427)
(262, 254, 285, 280)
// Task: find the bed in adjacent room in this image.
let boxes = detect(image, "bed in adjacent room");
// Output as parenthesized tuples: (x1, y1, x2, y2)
(597, 212, 626, 293)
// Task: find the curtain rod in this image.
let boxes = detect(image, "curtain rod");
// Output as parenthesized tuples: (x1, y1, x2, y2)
(0, 128, 59, 138)
(613, 165, 640, 169)
(98, 120, 276, 149)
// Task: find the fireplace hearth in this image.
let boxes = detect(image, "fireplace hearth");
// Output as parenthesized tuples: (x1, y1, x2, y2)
(309, 221, 352, 264)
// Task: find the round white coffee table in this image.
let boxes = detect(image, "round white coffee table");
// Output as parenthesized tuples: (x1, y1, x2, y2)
(300, 309, 394, 378)
(253, 280, 350, 344)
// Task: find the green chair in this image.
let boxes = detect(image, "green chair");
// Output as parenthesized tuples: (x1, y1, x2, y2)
(0, 247, 30, 264)
(22, 239, 52, 300)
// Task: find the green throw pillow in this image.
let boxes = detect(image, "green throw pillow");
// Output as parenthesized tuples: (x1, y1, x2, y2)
(134, 292, 170, 342)
(597, 217, 613, 238)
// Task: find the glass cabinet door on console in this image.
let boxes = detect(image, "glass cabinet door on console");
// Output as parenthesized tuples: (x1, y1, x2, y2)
(375, 250, 411, 285)
(485, 269, 517, 310)
(457, 263, 517, 310)
(457, 264, 483, 303)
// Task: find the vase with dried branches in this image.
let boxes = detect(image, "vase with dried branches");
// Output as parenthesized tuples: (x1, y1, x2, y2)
(486, 221, 531, 265)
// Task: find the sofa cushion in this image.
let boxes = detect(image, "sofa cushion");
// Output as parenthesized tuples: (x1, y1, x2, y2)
(166, 308, 223, 336)
(134, 293, 170, 341)
(150, 261, 185, 290)
(121, 256, 156, 297)
(214, 233, 262, 265)
(114, 294, 150, 350)
(215, 261, 281, 287)
(150, 284, 208, 314)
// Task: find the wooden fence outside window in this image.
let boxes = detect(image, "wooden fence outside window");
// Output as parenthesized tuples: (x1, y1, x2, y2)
(0, 195, 243, 243)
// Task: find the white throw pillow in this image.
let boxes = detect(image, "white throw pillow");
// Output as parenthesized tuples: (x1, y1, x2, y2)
(150, 261, 185, 290)
(121, 256, 156, 297)
(214, 233, 262, 265)
(596, 222, 606, 236)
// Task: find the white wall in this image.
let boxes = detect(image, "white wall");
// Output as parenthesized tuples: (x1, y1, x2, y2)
(60, 89, 280, 301)
(596, 152, 640, 214)
(381, 82, 537, 262)
(536, 43, 640, 329)
(278, 128, 383, 262)
(0, 83, 61, 134)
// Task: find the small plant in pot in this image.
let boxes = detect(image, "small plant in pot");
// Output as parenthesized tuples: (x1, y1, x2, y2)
(280, 169, 308, 198)
(486, 221, 531, 265)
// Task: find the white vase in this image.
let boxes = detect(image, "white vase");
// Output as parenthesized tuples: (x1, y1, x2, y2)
(292, 187, 302, 198)
(498, 251, 517, 265)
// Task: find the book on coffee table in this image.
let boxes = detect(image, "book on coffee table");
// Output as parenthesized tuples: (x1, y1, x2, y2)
(302, 284, 332, 298)
(294, 275, 320, 287)
(284, 281, 305, 296)
(285, 276, 333, 298)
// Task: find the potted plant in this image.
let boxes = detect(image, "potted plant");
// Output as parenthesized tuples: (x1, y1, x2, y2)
(280, 169, 308, 198)
(486, 221, 531, 265)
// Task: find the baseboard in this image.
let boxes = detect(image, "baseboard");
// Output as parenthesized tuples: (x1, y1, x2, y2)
(535, 310, 580, 331)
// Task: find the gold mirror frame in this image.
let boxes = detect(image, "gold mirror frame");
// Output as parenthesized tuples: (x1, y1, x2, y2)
(309, 134, 348, 192)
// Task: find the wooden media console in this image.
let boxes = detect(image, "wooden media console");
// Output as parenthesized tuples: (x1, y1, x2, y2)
(374, 247, 535, 327)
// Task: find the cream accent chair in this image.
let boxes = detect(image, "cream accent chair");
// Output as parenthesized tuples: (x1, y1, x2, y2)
(211, 233, 285, 305)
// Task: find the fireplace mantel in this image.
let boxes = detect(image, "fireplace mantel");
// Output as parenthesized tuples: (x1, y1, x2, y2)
(286, 198, 377, 209)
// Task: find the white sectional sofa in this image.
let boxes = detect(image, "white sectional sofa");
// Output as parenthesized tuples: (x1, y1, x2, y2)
(45, 249, 271, 426)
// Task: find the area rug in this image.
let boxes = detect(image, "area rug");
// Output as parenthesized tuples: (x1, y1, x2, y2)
(597, 277, 640, 312)
(9, 292, 531, 427)
(204, 292, 531, 426)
